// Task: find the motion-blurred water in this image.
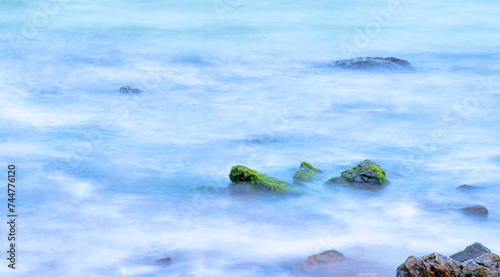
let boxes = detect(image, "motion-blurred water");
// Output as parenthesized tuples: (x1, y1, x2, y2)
(1, 0, 500, 276)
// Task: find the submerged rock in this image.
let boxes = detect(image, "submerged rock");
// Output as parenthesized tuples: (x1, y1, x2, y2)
(156, 257, 172, 264)
(330, 57, 414, 71)
(293, 162, 323, 184)
(457, 184, 474, 190)
(119, 86, 141, 93)
(325, 160, 390, 188)
(456, 184, 482, 191)
(461, 205, 489, 217)
(297, 249, 346, 273)
(451, 242, 492, 262)
(229, 165, 292, 192)
(397, 252, 500, 277)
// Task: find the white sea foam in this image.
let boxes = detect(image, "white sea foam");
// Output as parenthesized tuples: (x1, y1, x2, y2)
(1, 0, 500, 276)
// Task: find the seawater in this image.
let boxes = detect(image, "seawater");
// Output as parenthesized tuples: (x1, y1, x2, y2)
(1, 0, 500, 276)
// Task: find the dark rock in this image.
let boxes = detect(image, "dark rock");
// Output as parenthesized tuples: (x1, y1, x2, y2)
(119, 86, 130, 92)
(457, 184, 473, 190)
(297, 250, 346, 273)
(397, 253, 462, 277)
(229, 165, 292, 193)
(397, 252, 500, 277)
(462, 253, 500, 276)
(330, 57, 414, 71)
(325, 160, 390, 188)
(456, 184, 481, 191)
(461, 205, 488, 217)
(156, 257, 172, 264)
(195, 185, 226, 195)
(119, 86, 141, 93)
(292, 162, 323, 184)
(451, 242, 492, 262)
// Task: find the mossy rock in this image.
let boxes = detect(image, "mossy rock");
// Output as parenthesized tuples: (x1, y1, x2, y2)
(326, 160, 390, 188)
(229, 165, 292, 193)
(293, 162, 323, 184)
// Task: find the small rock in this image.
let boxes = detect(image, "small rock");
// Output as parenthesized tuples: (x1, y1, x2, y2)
(229, 165, 292, 193)
(119, 86, 141, 93)
(461, 205, 488, 217)
(292, 162, 323, 184)
(330, 57, 414, 71)
(297, 250, 346, 273)
(451, 242, 491, 262)
(456, 184, 478, 191)
(326, 160, 390, 188)
(156, 257, 172, 264)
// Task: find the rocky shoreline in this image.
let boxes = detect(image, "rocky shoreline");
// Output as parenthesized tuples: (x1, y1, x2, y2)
(397, 243, 499, 277)
(155, 160, 494, 276)
(158, 243, 498, 276)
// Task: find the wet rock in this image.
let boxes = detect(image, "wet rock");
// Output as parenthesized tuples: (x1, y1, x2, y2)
(119, 86, 141, 93)
(156, 257, 172, 264)
(397, 252, 500, 277)
(462, 253, 500, 276)
(457, 184, 474, 190)
(297, 249, 346, 273)
(397, 253, 465, 277)
(461, 205, 488, 217)
(456, 184, 481, 191)
(451, 242, 491, 262)
(292, 162, 323, 184)
(195, 185, 225, 194)
(330, 57, 414, 71)
(229, 165, 292, 193)
(325, 160, 390, 188)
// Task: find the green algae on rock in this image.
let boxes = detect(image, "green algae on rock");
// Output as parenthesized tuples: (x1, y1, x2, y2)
(229, 165, 292, 192)
(326, 160, 390, 188)
(293, 162, 323, 184)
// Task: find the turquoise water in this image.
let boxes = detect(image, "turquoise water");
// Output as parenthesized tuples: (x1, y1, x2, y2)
(1, 0, 500, 276)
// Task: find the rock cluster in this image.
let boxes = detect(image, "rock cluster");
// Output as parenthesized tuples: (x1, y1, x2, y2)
(229, 160, 391, 192)
(397, 243, 499, 277)
(229, 162, 326, 193)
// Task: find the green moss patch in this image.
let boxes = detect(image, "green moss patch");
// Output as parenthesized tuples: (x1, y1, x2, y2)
(293, 162, 323, 183)
(326, 160, 390, 188)
(229, 165, 291, 192)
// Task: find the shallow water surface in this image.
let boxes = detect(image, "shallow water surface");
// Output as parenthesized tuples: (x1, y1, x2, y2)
(1, 0, 500, 276)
